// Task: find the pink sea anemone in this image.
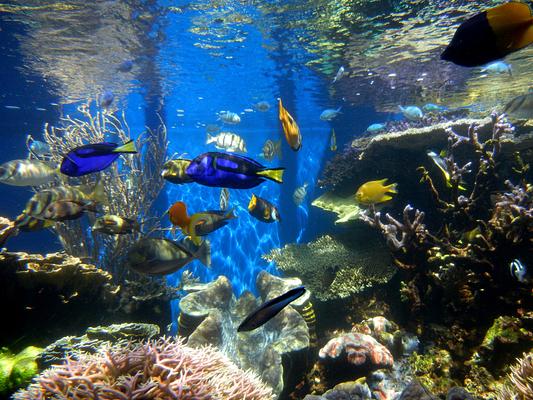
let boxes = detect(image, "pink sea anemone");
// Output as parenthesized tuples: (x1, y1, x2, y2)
(14, 337, 274, 400)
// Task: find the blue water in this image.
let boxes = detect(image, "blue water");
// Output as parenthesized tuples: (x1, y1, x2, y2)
(0, 2, 377, 313)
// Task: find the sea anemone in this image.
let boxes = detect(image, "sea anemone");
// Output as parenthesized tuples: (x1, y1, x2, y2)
(496, 352, 533, 400)
(14, 337, 274, 400)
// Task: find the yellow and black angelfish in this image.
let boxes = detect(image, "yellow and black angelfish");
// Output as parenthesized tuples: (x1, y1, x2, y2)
(441, 2, 533, 67)
(248, 194, 281, 223)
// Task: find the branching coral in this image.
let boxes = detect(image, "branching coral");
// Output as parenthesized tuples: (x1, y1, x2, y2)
(15, 337, 274, 400)
(35, 102, 168, 280)
(360, 205, 427, 257)
(263, 235, 395, 301)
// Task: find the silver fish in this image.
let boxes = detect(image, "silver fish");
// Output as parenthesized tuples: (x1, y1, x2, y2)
(220, 188, 230, 211)
(0, 159, 58, 186)
(510, 259, 527, 283)
(332, 66, 345, 84)
(504, 92, 533, 120)
(206, 132, 247, 153)
(126, 237, 211, 275)
(293, 182, 309, 206)
(261, 139, 282, 161)
(218, 110, 241, 124)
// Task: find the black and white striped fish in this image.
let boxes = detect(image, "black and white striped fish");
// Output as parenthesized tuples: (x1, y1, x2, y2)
(260, 139, 282, 162)
(206, 132, 247, 153)
(293, 182, 309, 206)
(0, 159, 58, 186)
(220, 188, 230, 211)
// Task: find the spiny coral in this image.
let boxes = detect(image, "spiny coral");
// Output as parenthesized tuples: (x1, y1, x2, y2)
(15, 337, 274, 400)
(263, 235, 394, 301)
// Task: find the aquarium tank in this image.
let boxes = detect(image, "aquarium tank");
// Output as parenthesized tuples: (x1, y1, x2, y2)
(0, 0, 532, 399)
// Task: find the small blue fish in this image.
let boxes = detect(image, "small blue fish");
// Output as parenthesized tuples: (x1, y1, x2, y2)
(423, 103, 446, 113)
(367, 123, 386, 133)
(238, 286, 306, 332)
(100, 91, 114, 108)
(399, 105, 423, 121)
(26, 135, 51, 157)
(510, 259, 527, 283)
(481, 61, 512, 76)
(60, 140, 137, 177)
(320, 106, 342, 121)
(117, 60, 134, 73)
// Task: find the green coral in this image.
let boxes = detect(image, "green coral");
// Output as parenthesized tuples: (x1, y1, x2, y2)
(0, 346, 42, 395)
(481, 316, 532, 351)
(408, 348, 457, 396)
(262, 235, 395, 301)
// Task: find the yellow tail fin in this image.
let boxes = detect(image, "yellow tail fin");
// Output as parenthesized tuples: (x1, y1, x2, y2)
(113, 139, 137, 154)
(386, 183, 398, 194)
(257, 168, 284, 184)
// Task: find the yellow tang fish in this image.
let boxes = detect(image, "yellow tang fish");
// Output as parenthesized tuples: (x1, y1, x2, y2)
(278, 98, 301, 151)
(355, 179, 397, 205)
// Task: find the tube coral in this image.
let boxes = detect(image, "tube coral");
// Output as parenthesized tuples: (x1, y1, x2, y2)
(14, 337, 274, 400)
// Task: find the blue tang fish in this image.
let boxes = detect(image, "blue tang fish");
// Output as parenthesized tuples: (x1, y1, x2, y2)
(238, 286, 306, 332)
(185, 152, 284, 189)
(60, 140, 137, 177)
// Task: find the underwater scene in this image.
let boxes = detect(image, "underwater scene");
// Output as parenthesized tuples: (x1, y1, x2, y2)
(0, 0, 532, 398)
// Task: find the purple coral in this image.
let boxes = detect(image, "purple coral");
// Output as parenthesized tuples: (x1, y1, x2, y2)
(14, 337, 274, 400)
(319, 332, 394, 369)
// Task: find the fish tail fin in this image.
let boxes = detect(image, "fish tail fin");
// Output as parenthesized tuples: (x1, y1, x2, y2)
(225, 208, 237, 220)
(90, 180, 107, 204)
(195, 239, 211, 268)
(257, 168, 284, 184)
(206, 134, 215, 144)
(487, 3, 533, 50)
(381, 194, 394, 202)
(113, 139, 137, 154)
(385, 182, 398, 194)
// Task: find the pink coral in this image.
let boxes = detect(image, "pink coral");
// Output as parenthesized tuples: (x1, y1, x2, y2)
(14, 337, 274, 400)
(319, 332, 393, 369)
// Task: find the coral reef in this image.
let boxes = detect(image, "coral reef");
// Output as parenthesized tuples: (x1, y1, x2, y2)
(408, 348, 456, 396)
(0, 251, 182, 348)
(263, 235, 395, 301)
(178, 271, 309, 397)
(319, 332, 394, 370)
(38, 323, 160, 369)
(15, 337, 274, 400)
(0, 346, 42, 396)
(311, 192, 364, 224)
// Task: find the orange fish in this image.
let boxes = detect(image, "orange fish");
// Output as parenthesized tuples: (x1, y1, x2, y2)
(278, 98, 301, 151)
(168, 201, 236, 244)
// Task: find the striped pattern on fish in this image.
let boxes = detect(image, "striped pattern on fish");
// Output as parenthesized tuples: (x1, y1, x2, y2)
(206, 132, 247, 153)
